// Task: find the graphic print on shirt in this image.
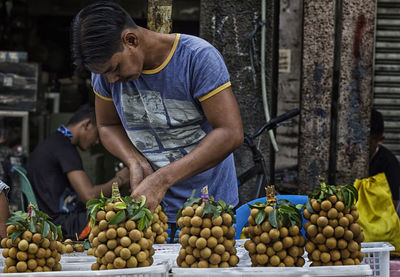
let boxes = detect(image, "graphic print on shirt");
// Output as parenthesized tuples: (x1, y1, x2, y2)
(121, 86, 206, 168)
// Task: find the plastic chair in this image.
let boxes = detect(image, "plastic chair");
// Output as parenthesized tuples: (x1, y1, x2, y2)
(234, 194, 308, 239)
(12, 165, 38, 210)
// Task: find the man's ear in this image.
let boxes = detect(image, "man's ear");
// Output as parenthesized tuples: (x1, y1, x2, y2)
(122, 31, 138, 48)
(80, 118, 91, 130)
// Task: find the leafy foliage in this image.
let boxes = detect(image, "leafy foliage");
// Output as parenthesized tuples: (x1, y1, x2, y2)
(248, 199, 303, 228)
(86, 185, 153, 231)
(307, 181, 359, 211)
(176, 189, 236, 223)
(6, 205, 62, 242)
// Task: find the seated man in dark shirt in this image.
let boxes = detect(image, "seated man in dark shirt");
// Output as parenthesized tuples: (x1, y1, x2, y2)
(28, 104, 130, 239)
(369, 108, 400, 214)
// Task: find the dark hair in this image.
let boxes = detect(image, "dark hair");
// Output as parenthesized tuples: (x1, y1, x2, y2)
(71, 1, 137, 71)
(370, 108, 384, 137)
(67, 103, 96, 126)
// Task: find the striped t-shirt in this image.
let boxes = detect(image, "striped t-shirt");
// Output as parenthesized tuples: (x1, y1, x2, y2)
(92, 34, 238, 221)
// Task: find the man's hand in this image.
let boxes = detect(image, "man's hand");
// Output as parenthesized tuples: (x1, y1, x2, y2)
(131, 174, 166, 212)
(128, 161, 153, 192)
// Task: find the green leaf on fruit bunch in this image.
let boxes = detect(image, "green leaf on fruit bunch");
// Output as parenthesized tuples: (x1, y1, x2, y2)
(57, 226, 63, 241)
(139, 195, 146, 209)
(123, 196, 134, 203)
(203, 201, 220, 218)
(29, 216, 37, 233)
(90, 217, 96, 228)
(48, 221, 58, 240)
(144, 208, 153, 222)
(108, 210, 126, 225)
(86, 198, 101, 208)
(9, 229, 24, 243)
(296, 204, 304, 210)
(255, 209, 266, 225)
(248, 202, 266, 209)
(35, 210, 51, 221)
(305, 200, 315, 213)
(87, 203, 102, 222)
(114, 202, 127, 210)
(268, 209, 279, 228)
(218, 200, 227, 209)
(41, 220, 50, 239)
(130, 210, 145, 221)
(138, 216, 147, 231)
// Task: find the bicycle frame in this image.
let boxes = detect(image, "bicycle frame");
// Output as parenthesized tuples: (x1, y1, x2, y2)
(237, 108, 300, 199)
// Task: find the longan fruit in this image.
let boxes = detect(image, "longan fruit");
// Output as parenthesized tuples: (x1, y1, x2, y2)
(339, 216, 349, 227)
(18, 240, 29, 251)
(283, 255, 295, 266)
(202, 218, 212, 229)
(120, 248, 131, 260)
(200, 228, 211, 239)
(335, 201, 344, 212)
(327, 208, 338, 219)
(350, 223, 361, 237)
(16, 261, 27, 272)
(277, 249, 287, 260)
(136, 251, 147, 263)
(348, 240, 359, 252)
(270, 255, 280, 266)
(207, 236, 218, 249)
(307, 224, 317, 237)
(209, 253, 221, 265)
(310, 214, 319, 224)
(120, 236, 132, 247)
(326, 237, 337, 249)
(22, 230, 33, 242)
(200, 247, 212, 259)
(191, 216, 203, 227)
(269, 228, 280, 241)
(16, 251, 28, 261)
(182, 206, 194, 217)
(127, 256, 138, 268)
(106, 228, 117, 240)
(222, 213, 233, 226)
(303, 209, 311, 220)
(322, 225, 334, 237)
(337, 239, 348, 250)
(288, 246, 299, 257)
(317, 216, 328, 227)
(196, 237, 207, 249)
(221, 251, 230, 262)
(311, 249, 321, 261)
(273, 241, 283, 252)
(128, 243, 140, 255)
(311, 199, 321, 212)
(321, 200, 332, 211)
(113, 257, 126, 269)
(212, 216, 223, 226)
(211, 226, 223, 238)
(98, 220, 108, 231)
(329, 219, 339, 228)
(344, 230, 354, 241)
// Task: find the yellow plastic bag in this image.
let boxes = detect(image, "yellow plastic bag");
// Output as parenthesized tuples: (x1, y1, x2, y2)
(354, 173, 400, 251)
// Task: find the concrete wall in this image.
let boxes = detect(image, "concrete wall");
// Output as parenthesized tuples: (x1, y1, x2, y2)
(200, 0, 279, 205)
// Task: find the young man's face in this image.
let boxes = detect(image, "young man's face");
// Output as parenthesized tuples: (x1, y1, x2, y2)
(94, 44, 143, 83)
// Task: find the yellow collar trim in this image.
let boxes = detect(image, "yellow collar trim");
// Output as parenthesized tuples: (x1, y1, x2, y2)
(142, 34, 181, 75)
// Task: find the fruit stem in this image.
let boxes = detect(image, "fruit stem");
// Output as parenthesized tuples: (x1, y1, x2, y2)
(265, 185, 277, 206)
(201, 186, 209, 202)
(111, 183, 121, 202)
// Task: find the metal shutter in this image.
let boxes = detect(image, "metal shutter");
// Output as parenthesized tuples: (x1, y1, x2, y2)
(374, 0, 400, 161)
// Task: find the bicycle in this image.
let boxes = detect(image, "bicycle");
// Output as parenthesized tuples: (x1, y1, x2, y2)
(237, 108, 300, 199)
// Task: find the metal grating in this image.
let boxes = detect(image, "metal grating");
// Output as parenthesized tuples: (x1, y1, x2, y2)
(374, 0, 400, 161)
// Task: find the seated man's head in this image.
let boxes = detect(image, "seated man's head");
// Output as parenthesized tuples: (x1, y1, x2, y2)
(370, 108, 384, 160)
(67, 104, 99, 151)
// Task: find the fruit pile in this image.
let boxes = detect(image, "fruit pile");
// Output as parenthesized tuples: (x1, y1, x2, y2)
(304, 181, 364, 266)
(63, 239, 84, 253)
(1, 205, 63, 273)
(176, 187, 239, 268)
(244, 186, 306, 267)
(151, 205, 169, 244)
(86, 185, 155, 270)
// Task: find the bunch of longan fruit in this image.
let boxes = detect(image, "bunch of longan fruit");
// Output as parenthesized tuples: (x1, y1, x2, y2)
(1, 227, 63, 273)
(244, 205, 306, 267)
(151, 205, 169, 244)
(304, 195, 364, 266)
(88, 202, 155, 270)
(176, 201, 239, 268)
